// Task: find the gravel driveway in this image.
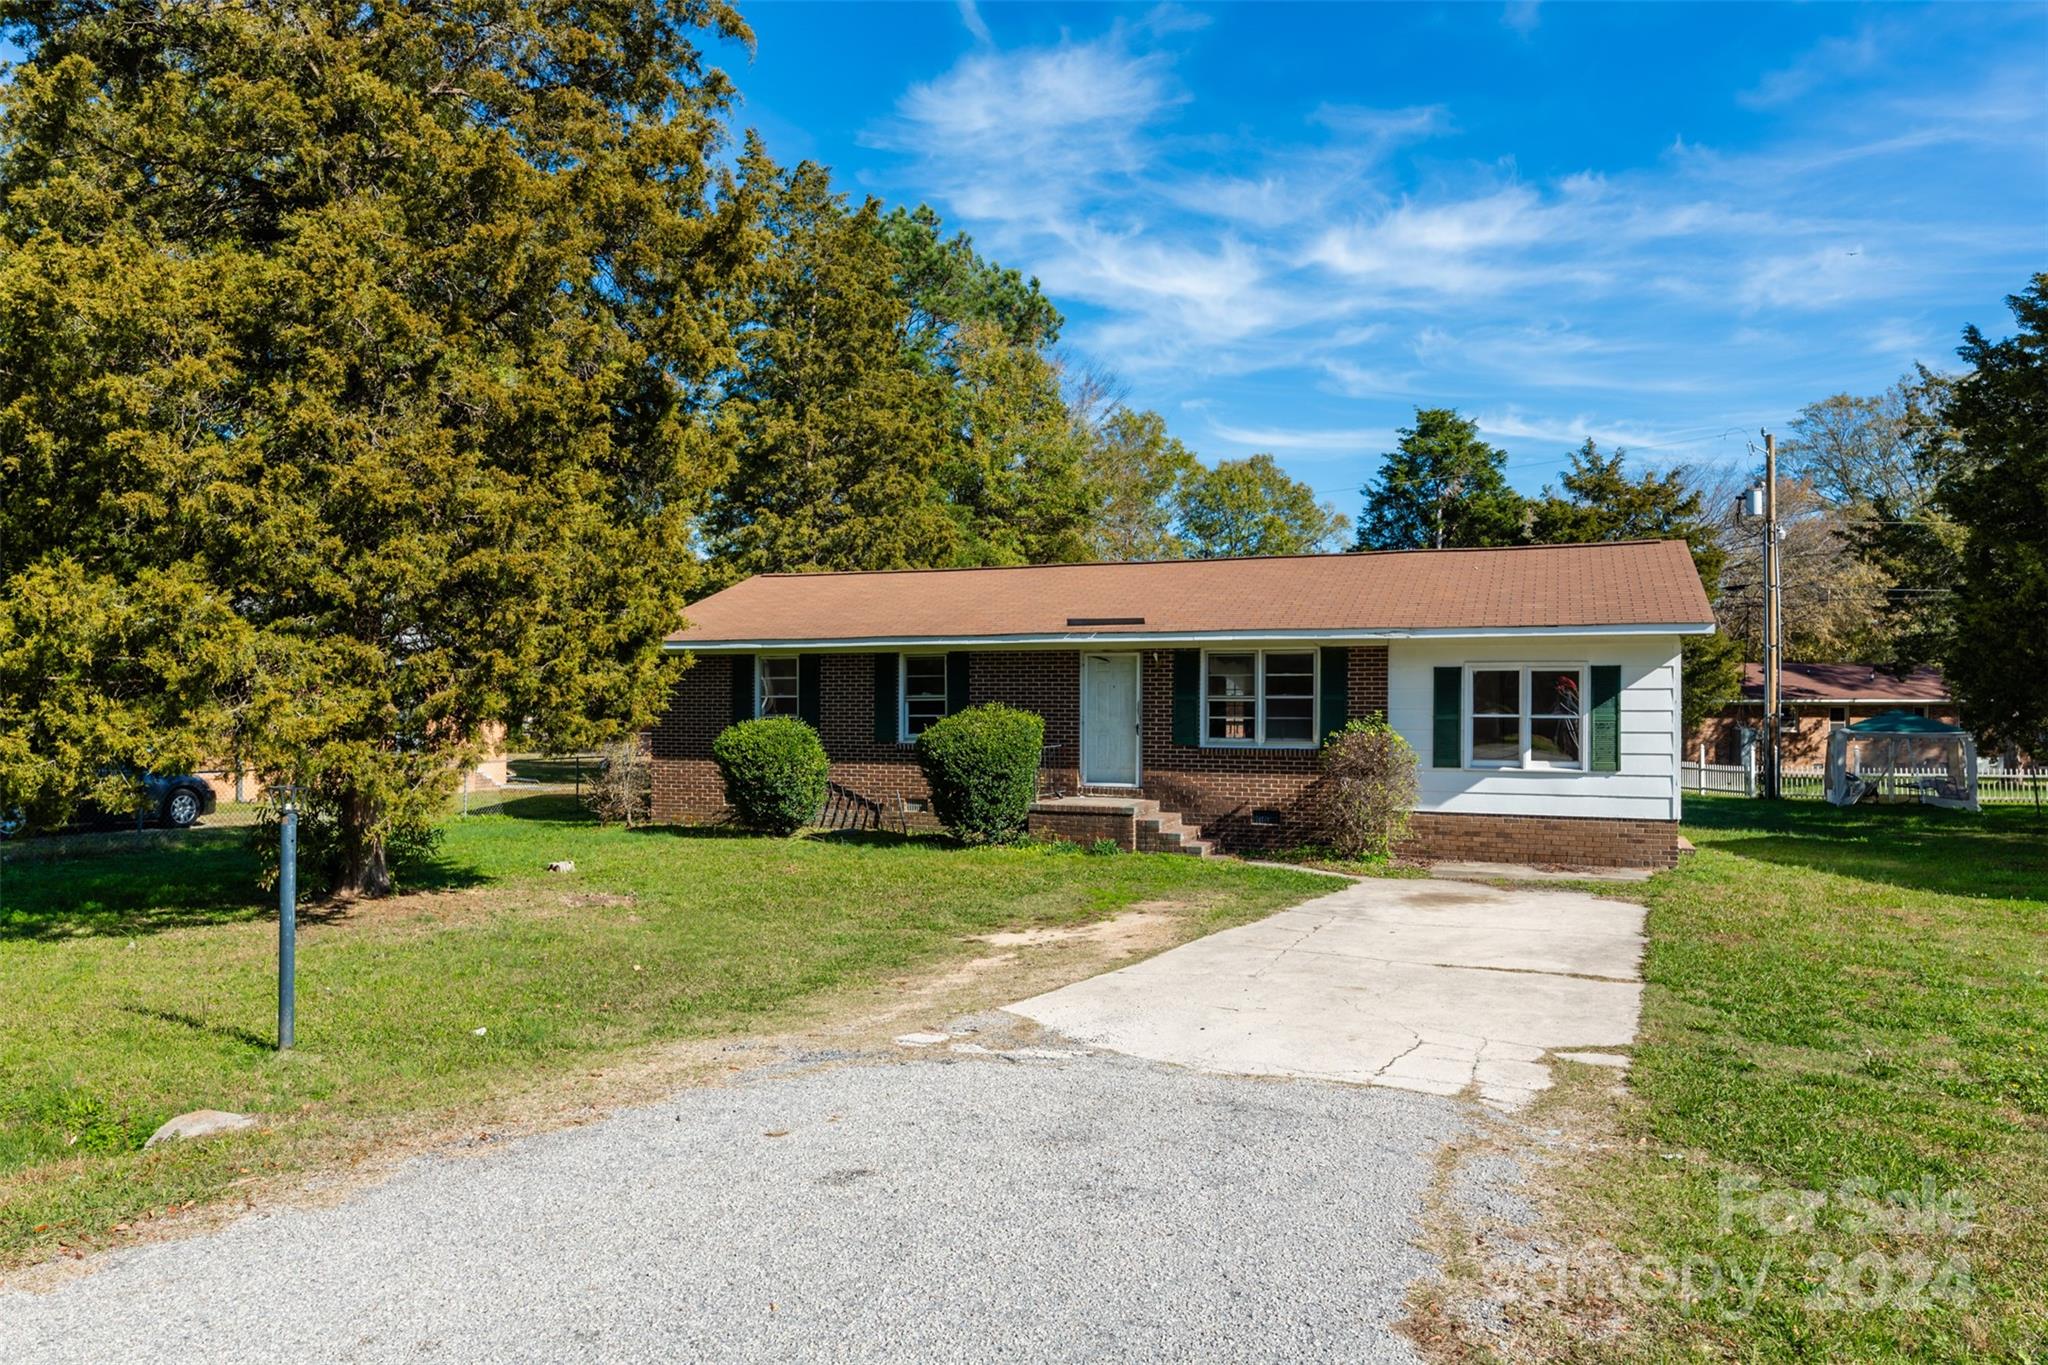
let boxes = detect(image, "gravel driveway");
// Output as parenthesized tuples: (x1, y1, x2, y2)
(1, 1037, 1462, 1364)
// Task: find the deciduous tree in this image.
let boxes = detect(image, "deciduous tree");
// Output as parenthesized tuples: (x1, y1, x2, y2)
(1079, 408, 1200, 561)
(1176, 454, 1349, 558)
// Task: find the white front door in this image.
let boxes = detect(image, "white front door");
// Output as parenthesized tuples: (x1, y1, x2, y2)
(1082, 653, 1141, 787)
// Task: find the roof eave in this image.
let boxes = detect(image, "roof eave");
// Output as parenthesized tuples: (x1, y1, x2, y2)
(663, 621, 1717, 653)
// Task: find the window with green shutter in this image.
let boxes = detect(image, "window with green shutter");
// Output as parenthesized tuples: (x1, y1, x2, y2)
(1171, 650, 1200, 746)
(730, 656, 755, 725)
(1589, 664, 1622, 772)
(797, 654, 822, 728)
(872, 653, 897, 743)
(1432, 667, 1461, 768)
(1319, 647, 1349, 740)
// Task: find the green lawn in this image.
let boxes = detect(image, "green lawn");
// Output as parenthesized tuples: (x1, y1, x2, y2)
(1541, 795, 2048, 1361)
(0, 798, 1329, 1268)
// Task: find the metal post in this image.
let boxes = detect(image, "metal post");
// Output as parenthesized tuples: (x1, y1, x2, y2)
(1761, 432, 1782, 800)
(279, 795, 297, 1050)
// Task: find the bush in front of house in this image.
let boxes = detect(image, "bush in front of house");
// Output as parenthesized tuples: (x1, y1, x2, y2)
(914, 703, 1045, 843)
(711, 717, 829, 835)
(1312, 714, 1419, 860)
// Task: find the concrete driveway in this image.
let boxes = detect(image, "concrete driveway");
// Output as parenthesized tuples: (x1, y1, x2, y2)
(1010, 876, 1645, 1108)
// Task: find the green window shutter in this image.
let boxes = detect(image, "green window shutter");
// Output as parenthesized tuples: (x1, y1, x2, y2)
(946, 652, 971, 715)
(797, 654, 822, 729)
(1319, 647, 1350, 740)
(1590, 665, 1622, 772)
(873, 653, 898, 744)
(730, 655, 755, 724)
(1172, 650, 1201, 747)
(1432, 667, 1461, 768)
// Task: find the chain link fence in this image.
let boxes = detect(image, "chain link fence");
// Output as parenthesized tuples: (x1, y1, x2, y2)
(0, 755, 607, 918)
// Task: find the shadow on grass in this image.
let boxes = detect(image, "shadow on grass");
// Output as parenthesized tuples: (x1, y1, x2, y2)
(1685, 795, 2048, 901)
(472, 793, 597, 823)
(119, 1004, 274, 1052)
(0, 833, 488, 943)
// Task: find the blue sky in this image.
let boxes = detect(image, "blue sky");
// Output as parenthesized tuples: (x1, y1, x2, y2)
(717, 1, 2047, 501)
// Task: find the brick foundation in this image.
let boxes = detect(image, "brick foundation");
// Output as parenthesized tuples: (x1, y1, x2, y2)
(1398, 812, 1680, 869)
(648, 645, 1673, 868)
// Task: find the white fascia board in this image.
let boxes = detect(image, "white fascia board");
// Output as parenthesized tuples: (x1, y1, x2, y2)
(664, 622, 1716, 654)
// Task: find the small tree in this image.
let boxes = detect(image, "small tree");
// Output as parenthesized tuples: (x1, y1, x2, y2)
(1313, 716, 1419, 860)
(914, 704, 1045, 842)
(711, 718, 829, 836)
(589, 739, 654, 828)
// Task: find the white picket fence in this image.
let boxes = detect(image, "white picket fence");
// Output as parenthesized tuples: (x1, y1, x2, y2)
(1683, 759, 2046, 804)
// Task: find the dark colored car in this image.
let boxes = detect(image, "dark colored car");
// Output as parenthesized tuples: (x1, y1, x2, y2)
(128, 771, 218, 829)
(0, 770, 217, 837)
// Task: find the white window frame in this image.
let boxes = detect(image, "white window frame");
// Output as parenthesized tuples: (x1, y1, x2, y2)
(1200, 648, 1320, 749)
(1464, 663, 1590, 772)
(756, 654, 800, 719)
(899, 652, 949, 743)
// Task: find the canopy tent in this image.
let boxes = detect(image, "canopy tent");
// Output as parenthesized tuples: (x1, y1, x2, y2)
(1825, 710, 1979, 811)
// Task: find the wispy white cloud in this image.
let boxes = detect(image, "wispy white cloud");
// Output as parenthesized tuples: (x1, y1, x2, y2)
(1738, 27, 1882, 109)
(1500, 1, 1541, 37)
(859, 10, 2044, 483)
(955, 0, 992, 47)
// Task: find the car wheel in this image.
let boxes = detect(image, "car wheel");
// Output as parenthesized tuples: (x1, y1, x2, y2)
(163, 789, 202, 828)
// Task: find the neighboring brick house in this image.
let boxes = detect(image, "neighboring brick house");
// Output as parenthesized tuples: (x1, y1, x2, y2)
(649, 540, 1716, 869)
(1688, 662, 1954, 768)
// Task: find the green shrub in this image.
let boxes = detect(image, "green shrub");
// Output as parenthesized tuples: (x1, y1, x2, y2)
(711, 717, 829, 835)
(914, 703, 1045, 843)
(1088, 838, 1122, 856)
(1312, 714, 1419, 860)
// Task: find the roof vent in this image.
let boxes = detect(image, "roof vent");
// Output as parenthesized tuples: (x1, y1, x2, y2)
(1067, 616, 1145, 627)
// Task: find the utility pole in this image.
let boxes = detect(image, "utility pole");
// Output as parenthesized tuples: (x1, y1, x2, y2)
(1761, 432, 1783, 800)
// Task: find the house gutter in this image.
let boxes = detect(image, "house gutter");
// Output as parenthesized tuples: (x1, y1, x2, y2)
(662, 622, 1717, 653)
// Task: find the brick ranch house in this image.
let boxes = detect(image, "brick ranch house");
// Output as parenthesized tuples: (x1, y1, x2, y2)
(648, 540, 1715, 869)
(1688, 662, 1954, 767)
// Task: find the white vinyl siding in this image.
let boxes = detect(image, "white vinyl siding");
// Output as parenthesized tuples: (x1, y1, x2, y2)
(1388, 634, 1683, 821)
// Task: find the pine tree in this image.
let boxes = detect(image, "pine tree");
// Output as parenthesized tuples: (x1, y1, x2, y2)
(1356, 409, 1525, 550)
(1934, 275, 2048, 755)
(702, 142, 957, 577)
(941, 322, 1096, 566)
(0, 1, 752, 892)
(1526, 442, 1743, 732)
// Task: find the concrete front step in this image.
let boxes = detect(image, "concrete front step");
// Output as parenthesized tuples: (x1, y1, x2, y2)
(1137, 815, 1214, 858)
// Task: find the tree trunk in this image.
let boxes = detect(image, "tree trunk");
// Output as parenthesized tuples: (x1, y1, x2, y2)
(341, 787, 393, 897)
(347, 838, 392, 898)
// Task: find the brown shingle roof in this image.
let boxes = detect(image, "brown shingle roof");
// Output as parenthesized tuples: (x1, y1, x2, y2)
(667, 541, 1713, 647)
(1738, 662, 1948, 704)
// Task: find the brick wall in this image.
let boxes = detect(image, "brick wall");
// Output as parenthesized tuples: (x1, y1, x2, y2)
(1120, 646, 1388, 851)
(648, 644, 1673, 867)
(1025, 806, 1137, 851)
(1399, 812, 1680, 869)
